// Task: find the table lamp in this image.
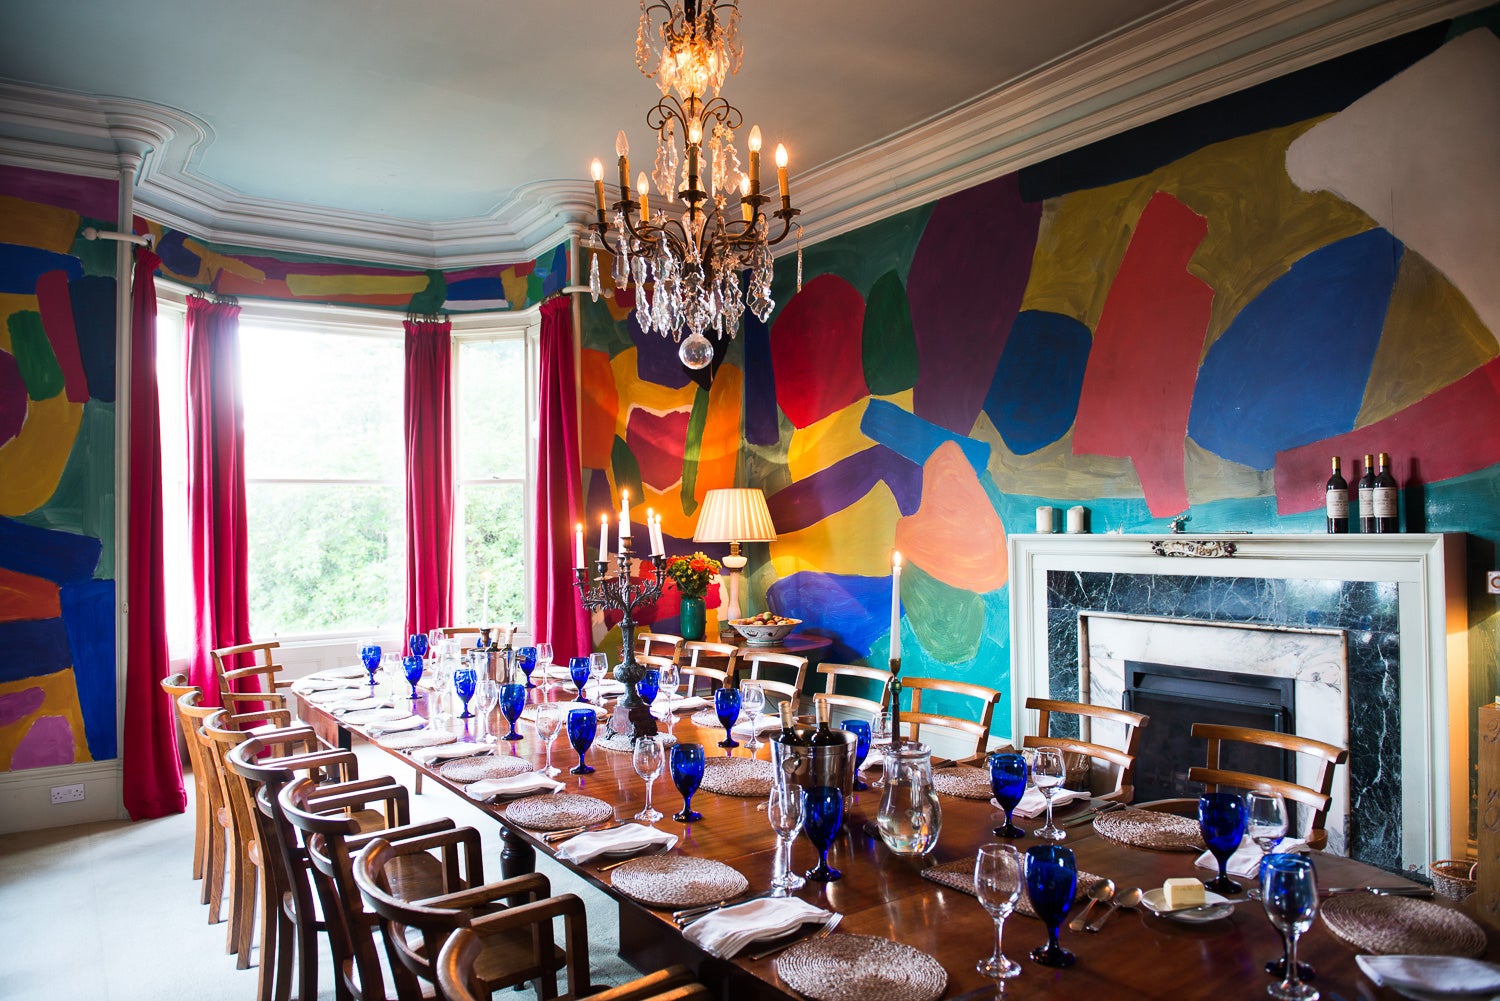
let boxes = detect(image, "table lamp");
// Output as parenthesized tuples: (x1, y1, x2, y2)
(692, 488, 777, 637)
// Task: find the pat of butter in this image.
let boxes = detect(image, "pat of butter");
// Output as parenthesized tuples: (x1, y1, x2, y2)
(1162, 878, 1205, 909)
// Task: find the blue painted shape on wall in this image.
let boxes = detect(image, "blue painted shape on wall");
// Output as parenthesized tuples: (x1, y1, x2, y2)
(446, 277, 509, 301)
(630, 308, 694, 390)
(60, 578, 116, 761)
(0, 244, 84, 293)
(767, 571, 893, 661)
(70, 275, 117, 403)
(766, 446, 923, 533)
(984, 310, 1092, 455)
(153, 230, 201, 278)
(540, 245, 568, 297)
(0, 517, 102, 583)
(1187, 229, 1402, 469)
(743, 307, 779, 446)
(0, 618, 74, 683)
(860, 398, 990, 473)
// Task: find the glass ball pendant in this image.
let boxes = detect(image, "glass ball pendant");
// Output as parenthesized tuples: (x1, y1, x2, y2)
(678, 332, 714, 370)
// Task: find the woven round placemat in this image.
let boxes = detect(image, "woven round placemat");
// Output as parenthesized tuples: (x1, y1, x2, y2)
(919, 856, 1103, 919)
(699, 756, 776, 797)
(1093, 809, 1204, 852)
(437, 755, 535, 783)
(1320, 893, 1487, 957)
(930, 766, 992, 800)
(378, 730, 456, 750)
(609, 855, 749, 907)
(690, 708, 735, 731)
(342, 706, 413, 724)
(774, 933, 947, 1001)
(502, 793, 614, 832)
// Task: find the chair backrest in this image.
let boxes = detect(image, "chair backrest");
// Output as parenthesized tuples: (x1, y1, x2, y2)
(636, 653, 677, 678)
(679, 641, 737, 697)
(636, 631, 685, 661)
(1188, 723, 1348, 849)
(1023, 697, 1149, 803)
(211, 640, 290, 714)
(814, 663, 892, 721)
(162, 676, 209, 812)
(734, 650, 808, 714)
(895, 676, 1002, 758)
(431, 625, 485, 651)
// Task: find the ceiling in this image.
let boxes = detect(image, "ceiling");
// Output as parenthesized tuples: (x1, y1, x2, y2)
(0, 0, 1472, 266)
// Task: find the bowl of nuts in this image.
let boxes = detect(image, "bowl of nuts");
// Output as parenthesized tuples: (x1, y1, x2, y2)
(730, 612, 802, 647)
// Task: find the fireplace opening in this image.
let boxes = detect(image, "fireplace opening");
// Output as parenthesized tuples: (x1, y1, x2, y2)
(1123, 662, 1296, 808)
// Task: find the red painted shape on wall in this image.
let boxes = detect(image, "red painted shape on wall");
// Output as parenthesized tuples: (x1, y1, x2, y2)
(0, 566, 62, 622)
(35, 270, 89, 403)
(1072, 192, 1213, 516)
(1275, 356, 1500, 513)
(769, 274, 868, 429)
(625, 407, 692, 490)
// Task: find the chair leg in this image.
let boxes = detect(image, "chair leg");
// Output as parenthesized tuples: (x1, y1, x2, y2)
(205, 812, 228, 913)
(293, 904, 318, 1001)
(255, 872, 277, 1001)
(414, 771, 423, 795)
(233, 862, 258, 967)
(191, 786, 208, 880)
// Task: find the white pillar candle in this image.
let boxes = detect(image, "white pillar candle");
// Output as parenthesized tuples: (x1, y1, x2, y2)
(652, 514, 665, 556)
(620, 489, 631, 538)
(599, 515, 609, 561)
(890, 551, 903, 661)
(1035, 506, 1057, 533)
(574, 524, 585, 568)
(1066, 506, 1087, 534)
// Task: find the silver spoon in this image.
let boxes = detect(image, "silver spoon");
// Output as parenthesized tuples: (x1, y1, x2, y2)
(1068, 879, 1116, 931)
(1087, 886, 1142, 931)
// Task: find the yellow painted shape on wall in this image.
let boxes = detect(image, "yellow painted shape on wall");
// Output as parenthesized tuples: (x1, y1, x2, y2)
(693, 363, 743, 506)
(285, 273, 428, 298)
(1357, 250, 1498, 427)
(0, 669, 92, 771)
(162, 238, 268, 287)
(579, 348, 619, 470)
(1022, 179, 1154, 329)
(787, 396, 873, 482)
(0, 294, 40, 352)
(501, 268, 531, 309)
(610, 350, 697, 437)
(973, 412, 1141, 501)
(768, 483, 901, 580)
(895, 440, 1009, 591)
(0, 197, 79, 255)
(1183, 437, 1273, 504)
(0, 395, 85, 516)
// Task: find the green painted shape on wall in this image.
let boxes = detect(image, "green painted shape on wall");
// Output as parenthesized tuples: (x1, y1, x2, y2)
(408, 270, 447, 314)
(903, 561, 985, 664)
(680, 386, 710, 516)
(15, 400, 116, 578)
(527, 274, 544, 306)
(580, 298, 633, 355)
(71, 218, 118, 277)
(769, 203, 934, 326)
(9, 311, 64, 400)
(862, 270, 918, 395)
(610, 436, 644, 507)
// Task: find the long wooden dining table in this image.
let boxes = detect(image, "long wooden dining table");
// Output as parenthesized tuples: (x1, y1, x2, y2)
(295, 678, 1497, 1001)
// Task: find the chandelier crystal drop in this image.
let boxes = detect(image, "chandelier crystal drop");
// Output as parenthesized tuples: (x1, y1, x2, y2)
(591, 0, 802, 361)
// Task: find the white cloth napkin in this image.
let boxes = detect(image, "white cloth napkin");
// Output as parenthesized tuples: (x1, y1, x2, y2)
(465, 773, 565, 800)
(1356, 955, 1500, 995)
(365, 716, 427, 735)
(682, 897, 834, 959)
(1195, 837, 1309, 878)
(411, 742, 491, 765)
(521, 700, 608, 721)
(997, 787, 1090, 819)
(650, 694, 710, 714)
(327, 697, 387, 714)
(296, 683, 368, 700)
(554, 823, 679, 864)
(731, 716, 782, 736)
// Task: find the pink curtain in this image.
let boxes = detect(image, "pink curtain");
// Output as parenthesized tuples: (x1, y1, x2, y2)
(122, 247, 186, 819)
(533, 297, 590, 661)
(186, 296, 252, 705)
(404, 317, 453, 648)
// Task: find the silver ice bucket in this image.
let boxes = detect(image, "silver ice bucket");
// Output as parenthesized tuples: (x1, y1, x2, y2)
(770, 724, 858, 799)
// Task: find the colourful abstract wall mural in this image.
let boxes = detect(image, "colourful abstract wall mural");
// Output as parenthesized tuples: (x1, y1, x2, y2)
(579, 22, 1500, 736)
(0, 165, 120, 772)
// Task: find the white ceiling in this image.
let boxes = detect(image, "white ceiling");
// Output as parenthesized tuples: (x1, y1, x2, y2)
(0, 0, 1476, 265)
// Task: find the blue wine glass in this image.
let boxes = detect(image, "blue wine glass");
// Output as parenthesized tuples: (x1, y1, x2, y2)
(498, 682, 526, 741)
(1262, 853, 1320, 1001)
(1024, 844, 1078, 968)
(408, 633, 429, 659)
(989, 752, 1030, 838)
(567, 708, 597, 775)
(670, 742, 705, 822)
(360, 643, 381, 685)
(714, 687, 742, 751)
(516, 646, 538, 688)
(1199, 791, 1249, 895)
(569, 656, 592, 702)
(801, 785, 844, 882)
(841, 720, 872, 791)
(402, 654, 424, 701)
(636, 668, 660, 705)
(452, 665, 477, 719)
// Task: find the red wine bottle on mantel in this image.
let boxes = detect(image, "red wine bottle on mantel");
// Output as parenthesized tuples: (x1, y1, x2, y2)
(1373, 451, 1400, 533)
(1358, 453, 1376, 533)
(1325, 457, 1349, 534)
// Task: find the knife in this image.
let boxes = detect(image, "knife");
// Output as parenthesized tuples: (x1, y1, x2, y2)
(1324, 885, 1434, 898)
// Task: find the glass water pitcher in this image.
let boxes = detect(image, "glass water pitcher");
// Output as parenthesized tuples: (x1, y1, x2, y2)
(876, 740, 942, 855)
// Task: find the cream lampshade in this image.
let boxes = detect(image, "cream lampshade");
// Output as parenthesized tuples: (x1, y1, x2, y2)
(692, 488, 777, 631)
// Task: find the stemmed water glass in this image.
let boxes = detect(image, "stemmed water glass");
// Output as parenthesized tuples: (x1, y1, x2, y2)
(535, 642, 554, 690)
(632, 735, 664, 823)
(473, 679, 500, 742)
(1024, 844, 1078, 968)
(515, 646, 538, 688)
(567, 708, 597, 775)
(975, 843, 1024, 981)
(740, 684, 766, 752)
(1199, 791, 1249, 895)
(498, 682, 526, 741)
(1262, 853, 1320, 1001)
(403, 655, 425, 702)
(989, 751, 1030, 838)
(870, 711, 893, 788)
(657, 663, 680, 742)
(670, 742, 705, 822)
(360, 642, 382, 685)
(1031, 747, 1067, 840)
(636, 669, 660, 707)
(801, 785, 844, 882)
(768, 782, 806, 892)
(714, 687, 742, 751)
(408, 632, 429, 661)
(1247, 792, 1309, 980)
(535, 703, 563, 776)
(569, 656, 592, 702)
(452, 664, 477, 719)
(841, 719, 872, 791)
(589, 652, 609, 705)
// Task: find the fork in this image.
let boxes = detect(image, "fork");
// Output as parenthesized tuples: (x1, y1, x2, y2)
(746, 913, 843, 961)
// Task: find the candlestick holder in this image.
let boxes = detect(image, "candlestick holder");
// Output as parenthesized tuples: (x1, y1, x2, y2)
(573, 537, 668, 740)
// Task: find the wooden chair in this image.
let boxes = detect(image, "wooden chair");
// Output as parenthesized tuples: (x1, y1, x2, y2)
(814, 663, 892, 721)
(678, 641, 737, 697)
(635, 631, 684, 662)
(431, 626, 485, 651)
(1189, 723, 1348, 849)
(893, 676, 1002, 758)
(354, 835, 569, 999)
(1023, 697, 1149, 803)
(161, 673, 212, 883)
(211, 640, 292, 715)
(733, 650, 808, 715)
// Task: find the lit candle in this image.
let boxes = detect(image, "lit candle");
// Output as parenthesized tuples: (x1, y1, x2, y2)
(599, 514, 609, 561)
(620, 488, 631, 539)
(748, 125, 762, 195)
(775, 143, 790, 212)
(890, 551, 902, 661)
(574, 523, 585, 568)
(637, 172, 650, 222)
(615, 130, 631, 197)
(740, 176, 752, 222)
(645, 507, 655, 554)
(687, 120, 701, 190)
(590, 159, 605, 212)
(653, 514, 666, 556)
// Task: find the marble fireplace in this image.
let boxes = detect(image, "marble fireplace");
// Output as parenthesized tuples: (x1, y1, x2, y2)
(1007, 533, 1468, 874)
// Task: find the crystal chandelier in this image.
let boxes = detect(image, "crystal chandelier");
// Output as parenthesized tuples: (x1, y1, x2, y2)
(588, 0, 802, 370)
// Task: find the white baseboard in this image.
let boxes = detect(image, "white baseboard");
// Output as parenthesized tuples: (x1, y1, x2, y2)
(0, 759, 125, 834)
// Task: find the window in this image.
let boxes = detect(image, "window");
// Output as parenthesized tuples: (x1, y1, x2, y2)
(155, 298, 191, 658)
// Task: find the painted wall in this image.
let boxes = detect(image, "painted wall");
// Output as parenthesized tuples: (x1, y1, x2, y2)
(580, 21, 1500, 740)
(0, 165, 121, 773)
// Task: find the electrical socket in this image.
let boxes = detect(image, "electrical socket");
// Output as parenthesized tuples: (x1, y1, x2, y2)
(50, 783, 84, 804)
(1487, 570, 1500, 595)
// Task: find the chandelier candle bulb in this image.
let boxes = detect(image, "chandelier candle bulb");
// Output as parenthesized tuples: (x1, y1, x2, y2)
(637, 172, 650, 221)
(590, 159, 606, 212)
(748, 125, 762, 193)
(739, 176, 752, 222)
(890, 551, 902, 661)
(615, 130, 631, 196)
(775, 143, 790, 210)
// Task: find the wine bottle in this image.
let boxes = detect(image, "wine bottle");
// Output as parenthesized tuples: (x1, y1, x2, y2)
(777, 703, 801, 748)
(1373, 451, 1399, 533)
(1325, 456, 1349, 534)
(809, 700, 841, 747)
(1357, 453, 1376, 533)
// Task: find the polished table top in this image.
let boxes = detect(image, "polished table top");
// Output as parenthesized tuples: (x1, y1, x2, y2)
(296, 678, 1495, 1001)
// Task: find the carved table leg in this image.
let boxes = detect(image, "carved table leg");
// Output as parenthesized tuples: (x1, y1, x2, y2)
(499, 824, 537, 882)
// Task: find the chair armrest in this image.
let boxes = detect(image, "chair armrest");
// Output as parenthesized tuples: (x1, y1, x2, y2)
(579, 966, 698, 1001)
(346, 818, 457, 852)
(415, 871, 551, 912)
(275, 749, 358, 782)
(229, 707, 293, 728)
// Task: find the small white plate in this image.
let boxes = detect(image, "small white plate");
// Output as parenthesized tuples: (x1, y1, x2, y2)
(1141, 887, 1234, 923)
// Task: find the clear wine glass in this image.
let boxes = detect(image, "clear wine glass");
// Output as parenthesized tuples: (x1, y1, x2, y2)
(974, 843, 1024, 980)
(1261, 853, 1320, 1000)
(588, 652, 609, 705)
(870, 711, 893, 788)
(740, 683, 766, 752)
(473, 679, 500, 743)
(1031, 747, 1067, 840)
(656, 663, 680, 743)
(768, 782, 806, 892)
(632, 735, 664, 823)
(535, 703, 563, 776)
(535, 642, 555, 691)
(1199, 792, 1249, 895)
(1247, 792, 1308, 980)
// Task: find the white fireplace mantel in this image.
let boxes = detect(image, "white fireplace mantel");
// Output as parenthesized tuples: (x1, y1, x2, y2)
(1007, 532, 1469, 870)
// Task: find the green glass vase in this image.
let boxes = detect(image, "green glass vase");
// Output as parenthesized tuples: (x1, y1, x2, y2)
(679, 595, 707, 641)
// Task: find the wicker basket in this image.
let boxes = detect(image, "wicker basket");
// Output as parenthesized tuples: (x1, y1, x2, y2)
(1429, 859, 1477, 900)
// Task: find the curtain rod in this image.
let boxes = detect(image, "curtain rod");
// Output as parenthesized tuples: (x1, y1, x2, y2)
(82, 226, 153, 247)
